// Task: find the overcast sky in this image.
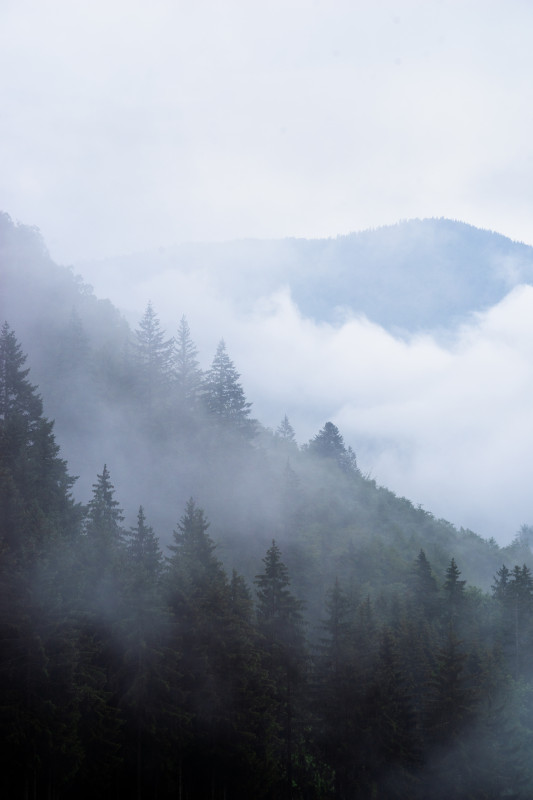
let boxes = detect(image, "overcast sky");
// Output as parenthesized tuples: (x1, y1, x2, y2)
(3, 1, 533, 544)
(2, 0, 533, 262)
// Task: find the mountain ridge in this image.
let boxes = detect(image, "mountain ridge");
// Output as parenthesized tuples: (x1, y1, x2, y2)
(75, 217, 533, 332)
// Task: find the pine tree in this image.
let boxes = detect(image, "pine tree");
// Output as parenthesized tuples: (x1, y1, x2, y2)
(507, 564, 533, 678)
(165, 499, 231, 794)
(166, 498, 227, 603)
(0, 321, 42, 422)
(0, 322, 79, 559)
(84, 464, 125, 549)
(125, 505, 163, 585)
(255, 540, 305, 798)
(134, 302, 174, 414)
(412, 549, 439, 619)
(120, 507, 169, 800)
(203, 339, 253, 434)
(81, 465, 125, 615)
(365, 628, 420, 796)
(443, 557, 466, 624)
(314, 579, 359, 798)
(307, 421, 357, 473)
(0, 324, 84, 797)
(492, 563, 511, 603)
(174, 315, 203, 408)
(276, 414, 296, 444)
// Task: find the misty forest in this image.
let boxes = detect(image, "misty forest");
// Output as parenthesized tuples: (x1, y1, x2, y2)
(5, 210, 533, 800)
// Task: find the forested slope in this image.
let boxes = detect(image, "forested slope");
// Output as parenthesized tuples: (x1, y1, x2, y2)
(3, 212, 533, 798)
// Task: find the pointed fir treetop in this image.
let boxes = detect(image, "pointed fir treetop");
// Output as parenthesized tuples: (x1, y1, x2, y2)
(167, 498, 225, 587)
(443, 558, 466, 616)
(126, 505, 163, 580)
(203, 339, 253, 430)
(508, 563, 533, 607)
(0, 323, 80, 558)
(0, 321, 43, 423)
(134, 301, 175, 380)
(307, 421, 357, 473)
(413, 549, 438, 596)
(492, 563, 510, 602)
(255, 540, 302, 626)
(276, 414, 296, 443)
(174, 315, 203, 403)
(85, 464, 125, 545)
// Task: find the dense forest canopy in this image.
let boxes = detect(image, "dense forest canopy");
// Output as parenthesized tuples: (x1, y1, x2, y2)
(3, 211, 533, 798)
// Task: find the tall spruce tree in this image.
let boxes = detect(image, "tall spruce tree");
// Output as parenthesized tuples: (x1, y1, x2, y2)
(276, 414, 297, 444)
(125, 505, 163, 586)
(255, 540, 305, 798)
(81, 465, 125, 614)
(0, 322, 79, 559)
(412, 549, 439, 619)
(134, 302, 174, 415)
(0, 323, 83, 798)
(174, 315, 203, 408)
(203, 339, 253, 434)
(315, 579, 359, 798)
(443, 557, 466, 625)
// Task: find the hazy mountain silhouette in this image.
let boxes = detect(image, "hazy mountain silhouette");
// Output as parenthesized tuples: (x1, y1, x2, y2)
(78, 217, 533, 331)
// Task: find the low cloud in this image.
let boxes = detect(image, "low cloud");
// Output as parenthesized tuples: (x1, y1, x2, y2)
(85, 253, 533, 545)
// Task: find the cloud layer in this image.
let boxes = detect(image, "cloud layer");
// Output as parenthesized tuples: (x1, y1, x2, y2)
(79, 252, 533, 545)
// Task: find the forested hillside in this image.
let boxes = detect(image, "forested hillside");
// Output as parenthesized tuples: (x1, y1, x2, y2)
(78, 217, 533, 331)
(3, 211, 533, 798)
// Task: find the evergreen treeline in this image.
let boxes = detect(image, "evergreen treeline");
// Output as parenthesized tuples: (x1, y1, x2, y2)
(4, 212, 533, 797)
(3, 321, 533, 799)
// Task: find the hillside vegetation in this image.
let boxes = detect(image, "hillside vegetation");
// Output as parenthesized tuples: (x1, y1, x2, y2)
(3, 212, 533, 798)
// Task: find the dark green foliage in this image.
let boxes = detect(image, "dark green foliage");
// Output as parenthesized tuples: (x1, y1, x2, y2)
(0, 322, 80, 561)
(125, 505, 163, 585)
(443, 557, 466, 625)
(7, 239, 533, 798)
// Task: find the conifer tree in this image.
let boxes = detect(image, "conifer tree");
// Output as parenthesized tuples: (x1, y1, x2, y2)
(120, 507, 169, 800)
(412, 549, 439, 619)
(492, 563, 511, 603)
(0, 324, 83, 797)
(174, 315, 203, 407)
(0, 322, 79, 559)
(255, 540, 305, 797)
(314, 579, 359, 798)
(125, 505, 163, 585)
(443, 557, 466, 624)
(276, 414, 296, 443)
(507, 564, 533, 678)
(81, 465, 125, 614)
(165, 499, 231, 794)
(85, 464, 125, 549)
(307, 421, 357, 473)
(134, 302, 174, 413)
(203, 339, 253, 434)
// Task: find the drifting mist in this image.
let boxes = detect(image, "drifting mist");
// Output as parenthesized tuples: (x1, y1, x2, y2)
(73, 221, 533, 543)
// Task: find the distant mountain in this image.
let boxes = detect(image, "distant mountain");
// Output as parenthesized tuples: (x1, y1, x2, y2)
(78, 218, 533, 331)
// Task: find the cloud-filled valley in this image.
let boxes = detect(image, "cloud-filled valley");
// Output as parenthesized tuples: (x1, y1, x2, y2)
(72, 222, 533, 544)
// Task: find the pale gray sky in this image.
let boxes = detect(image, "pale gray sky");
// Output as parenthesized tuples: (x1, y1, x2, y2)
(2, 0, 533, 262)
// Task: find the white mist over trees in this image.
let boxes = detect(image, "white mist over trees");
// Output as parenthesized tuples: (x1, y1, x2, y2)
(5, 214, 533, 796)
(70, 219, 533, 543)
